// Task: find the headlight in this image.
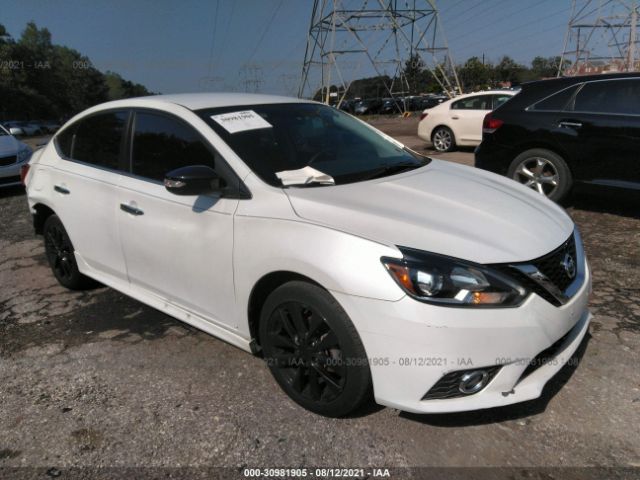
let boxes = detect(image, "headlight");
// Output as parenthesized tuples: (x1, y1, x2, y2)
(17, 145, 32, 163)
(381, 248, 527, 307)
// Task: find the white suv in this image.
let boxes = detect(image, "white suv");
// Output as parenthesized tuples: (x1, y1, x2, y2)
(23, 93, 591, 417)
(418, 90, 516, 152)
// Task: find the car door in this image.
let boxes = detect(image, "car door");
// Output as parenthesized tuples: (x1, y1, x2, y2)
(117, 110, 238, 327)
(49, 110, 130, 282)
(450, 95, 493, 143)
(555, 78, 640, 187)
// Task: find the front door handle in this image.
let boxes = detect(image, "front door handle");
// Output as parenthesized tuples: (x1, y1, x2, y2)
(120, 203, 144, 216)
(558, 121, 582, 128)
(54, 185, 70, 194)
(451, 115, 459, 120)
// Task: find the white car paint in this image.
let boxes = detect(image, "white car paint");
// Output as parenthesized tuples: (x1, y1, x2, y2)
(0, 124, 32, 187)
(24, 93, 590, 414)
(417, 90, 516, 149)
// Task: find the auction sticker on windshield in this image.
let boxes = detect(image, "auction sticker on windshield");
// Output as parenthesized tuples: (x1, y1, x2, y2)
(210, 110, 272, 134)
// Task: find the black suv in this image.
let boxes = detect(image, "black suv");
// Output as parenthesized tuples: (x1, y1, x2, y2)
(475, 73, 640, 202)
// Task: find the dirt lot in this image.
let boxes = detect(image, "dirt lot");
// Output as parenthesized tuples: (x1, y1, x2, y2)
(1, 123, 639, 478)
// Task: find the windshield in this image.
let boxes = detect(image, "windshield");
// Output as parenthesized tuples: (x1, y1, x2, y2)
(197, 103, 429, 187)
(0, 125, 8, 136)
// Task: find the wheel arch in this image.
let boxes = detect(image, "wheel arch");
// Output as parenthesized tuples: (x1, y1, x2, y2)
(32, 202, 57, 235)
(512, 141, 574, 176)
(247, 270, 324, 354)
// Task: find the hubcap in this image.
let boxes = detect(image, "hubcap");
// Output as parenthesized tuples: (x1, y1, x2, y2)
(45, 225, 73, 281)
(266, 302, 345, 403)
(433, 129, 451, 151)
(513, 157, 559, 197)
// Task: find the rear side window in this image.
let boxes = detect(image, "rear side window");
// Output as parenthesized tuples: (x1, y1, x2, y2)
(451, 95, 492, 110)
(67, 111, 128, 169)
(132, 112, 216, 181)
(529, 84, 580, 112)
(573, 79, 640, 114)
(55, 128, 74, 158)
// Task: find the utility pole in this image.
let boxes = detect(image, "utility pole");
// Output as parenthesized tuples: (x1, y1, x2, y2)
(559, 0, 640, 76)
(298, 0, 461, 106)
(629, 0, 637, 70)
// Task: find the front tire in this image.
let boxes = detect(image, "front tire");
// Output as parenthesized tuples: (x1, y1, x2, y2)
(43, 215, 93, 290)
(431, 126, 456, 152)
(507, 148, 572, 202)
(259, 281, 372, 417)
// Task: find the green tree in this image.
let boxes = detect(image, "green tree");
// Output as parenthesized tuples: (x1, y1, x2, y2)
(458, 56, 491, 91)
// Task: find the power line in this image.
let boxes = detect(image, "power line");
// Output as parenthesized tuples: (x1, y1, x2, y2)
(245, 0, 284, 65)
(206, 0, 220, 80)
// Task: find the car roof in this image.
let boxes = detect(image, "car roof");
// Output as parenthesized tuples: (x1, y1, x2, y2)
(523, 72, 640, 88)
(89, 93, 312, 112)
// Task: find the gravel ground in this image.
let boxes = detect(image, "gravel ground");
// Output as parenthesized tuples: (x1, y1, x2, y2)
(1, 125, 639, 478)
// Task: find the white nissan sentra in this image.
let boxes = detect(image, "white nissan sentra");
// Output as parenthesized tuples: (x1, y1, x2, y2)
(22, 93, 591, 417)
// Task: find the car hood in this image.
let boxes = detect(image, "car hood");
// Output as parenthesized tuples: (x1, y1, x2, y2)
(0, 135, 19, 157)
(284, 160, 574, 264)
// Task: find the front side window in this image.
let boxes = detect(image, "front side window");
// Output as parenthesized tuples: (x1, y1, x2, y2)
(197, 103, 428, 187)
(451, 95, 492, 110)
(573, 79, 640, 115)
(71, 111, 128, 169)
(132, 112, 216, 181)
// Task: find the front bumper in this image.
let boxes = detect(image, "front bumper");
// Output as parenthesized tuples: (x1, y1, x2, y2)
(331, 261, 591, 414)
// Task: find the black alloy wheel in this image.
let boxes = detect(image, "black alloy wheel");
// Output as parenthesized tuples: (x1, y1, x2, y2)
(43, 215, 93, 290)
(260, 281, 371, 417)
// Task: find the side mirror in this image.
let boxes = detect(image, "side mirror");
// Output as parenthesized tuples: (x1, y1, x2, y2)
(164, 165, 226, 196)
(9, 127, 24, 136)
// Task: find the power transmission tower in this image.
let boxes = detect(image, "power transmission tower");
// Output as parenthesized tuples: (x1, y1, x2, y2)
(559, 0, 639, 76)
(298, 0, 461, 107)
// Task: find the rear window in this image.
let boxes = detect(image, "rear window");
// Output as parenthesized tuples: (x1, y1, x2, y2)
(529, 84, 580, 111)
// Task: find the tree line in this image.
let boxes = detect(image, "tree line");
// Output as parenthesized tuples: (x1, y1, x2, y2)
(0, 22, 153, 121)
(316, 54, 571, 100)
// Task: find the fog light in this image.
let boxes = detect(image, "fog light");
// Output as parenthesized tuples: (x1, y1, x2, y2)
(458, 370, 489, 394)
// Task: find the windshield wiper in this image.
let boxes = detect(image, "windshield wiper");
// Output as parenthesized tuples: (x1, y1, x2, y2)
(360, 163, 422, 181)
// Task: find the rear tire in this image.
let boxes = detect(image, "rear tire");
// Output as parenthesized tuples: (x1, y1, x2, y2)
(259, 281, 372, 417)
(43, 215, 94, 290)
(507, 148, 572, 202)
(431, 126, 456, 152)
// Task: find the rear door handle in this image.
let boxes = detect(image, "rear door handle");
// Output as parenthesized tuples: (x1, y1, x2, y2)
(120, 203, 144, 216)
(54, 185, 70, 194)
(558, 121, 582, 128)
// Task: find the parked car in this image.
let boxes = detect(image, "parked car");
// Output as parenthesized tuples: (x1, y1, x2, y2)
(417, 90, 516, 152)
(413, 95, 447, 111)
(23, 93, 590, 417)
(0, 124, 32, 187)
(34, 120, 61, 134)
(354, 98, 383, 115)
(379, 97, 403, 114)
(475, 73, 640, 202)
(3, 121, 43, 136)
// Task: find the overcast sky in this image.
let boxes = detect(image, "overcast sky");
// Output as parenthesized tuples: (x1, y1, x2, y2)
(1, 0, 574, 95)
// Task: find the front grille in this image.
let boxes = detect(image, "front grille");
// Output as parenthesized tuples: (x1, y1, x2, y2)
(422, 366, 501, 400)
(533, 235, 577, 292)
(0, 155, 17, 167)
(493, 233, 578, 307)
(0, 175, 20, 185)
